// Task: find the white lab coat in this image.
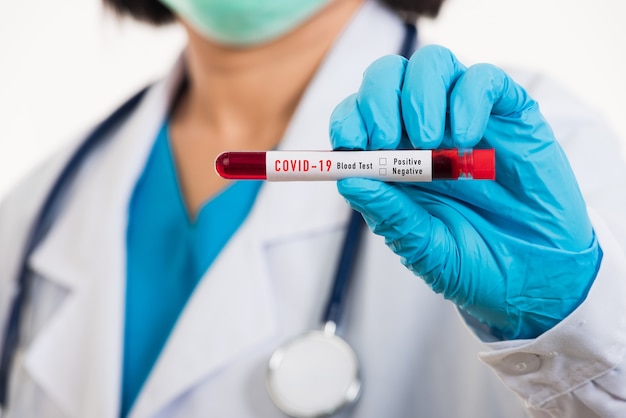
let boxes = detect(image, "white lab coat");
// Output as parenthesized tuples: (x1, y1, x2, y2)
(1, 2, 626, 417)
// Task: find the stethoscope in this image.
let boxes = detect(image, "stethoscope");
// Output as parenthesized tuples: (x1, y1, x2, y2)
(266, 24, 416, 416)
(0, 22, 416, 417)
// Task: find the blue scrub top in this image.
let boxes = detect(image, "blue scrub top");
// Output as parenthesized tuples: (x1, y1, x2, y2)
(121, 122, 262, 417)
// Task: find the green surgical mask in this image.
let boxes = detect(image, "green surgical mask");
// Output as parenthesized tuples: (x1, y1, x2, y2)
(159, 0, 332, 46)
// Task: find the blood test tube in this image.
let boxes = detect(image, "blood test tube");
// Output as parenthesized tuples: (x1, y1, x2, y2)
(215, 149, 495, 181)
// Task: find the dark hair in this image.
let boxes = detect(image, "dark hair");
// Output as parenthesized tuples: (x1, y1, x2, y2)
(103, 0, 445, 25)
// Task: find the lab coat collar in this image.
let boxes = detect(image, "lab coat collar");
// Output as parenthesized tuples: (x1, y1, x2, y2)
(23, 2, 408, 417)
(256, 0, 407, 242)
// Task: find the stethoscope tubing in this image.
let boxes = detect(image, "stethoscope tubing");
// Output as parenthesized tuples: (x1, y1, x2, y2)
(0, 22, 417, 413)
(320, 21, 416, 330)
(322, 21, 415, 329)
(0, 88, 149, 408)
(322, 210, 365, 327)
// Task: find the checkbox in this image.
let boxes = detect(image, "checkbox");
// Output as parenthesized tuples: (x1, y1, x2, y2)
(379, 168, 387, 176)
(379, 157, 387, 165)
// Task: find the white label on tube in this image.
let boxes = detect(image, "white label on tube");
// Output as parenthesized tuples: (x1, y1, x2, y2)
(266, 150, 433, 181)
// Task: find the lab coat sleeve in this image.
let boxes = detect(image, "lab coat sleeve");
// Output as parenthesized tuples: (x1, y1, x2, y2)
(476, 72, 626, 417)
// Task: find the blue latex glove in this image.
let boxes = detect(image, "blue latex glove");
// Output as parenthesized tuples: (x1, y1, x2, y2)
(329, 45, 602, 340)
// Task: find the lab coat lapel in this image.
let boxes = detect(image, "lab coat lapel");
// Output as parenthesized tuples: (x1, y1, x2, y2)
(22, 62, 185, 418)
(130, 3, 407, 416)
(128, 204, 278, 418)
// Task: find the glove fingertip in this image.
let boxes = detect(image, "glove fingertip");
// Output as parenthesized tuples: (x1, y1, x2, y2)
(358, 55, 407, 150)
(329, 94, 368, 150)
(402, 45, 466, 149)
(337, 177, 381, 201)
(337, 177, 397, 220)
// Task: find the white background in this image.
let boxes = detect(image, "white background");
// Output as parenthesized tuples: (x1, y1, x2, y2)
(0, 0, 624, 198)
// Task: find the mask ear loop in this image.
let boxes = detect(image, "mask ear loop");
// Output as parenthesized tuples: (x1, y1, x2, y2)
(266, 210, 365, 418)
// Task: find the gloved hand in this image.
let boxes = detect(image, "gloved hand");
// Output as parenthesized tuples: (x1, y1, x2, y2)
(329, 45, 602, 340)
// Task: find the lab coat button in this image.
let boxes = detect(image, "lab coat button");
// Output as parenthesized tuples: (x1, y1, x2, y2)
(502, 353, 542, 375)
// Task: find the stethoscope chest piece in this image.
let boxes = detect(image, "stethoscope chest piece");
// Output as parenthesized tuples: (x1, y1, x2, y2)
(266, 323, 361, 418)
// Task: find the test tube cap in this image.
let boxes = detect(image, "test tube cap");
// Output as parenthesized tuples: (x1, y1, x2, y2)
(472, 149, 496, 180)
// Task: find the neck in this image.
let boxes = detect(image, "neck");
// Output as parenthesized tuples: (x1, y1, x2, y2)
(168, 0, 364, 217)
(173, 0, 363, 149)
